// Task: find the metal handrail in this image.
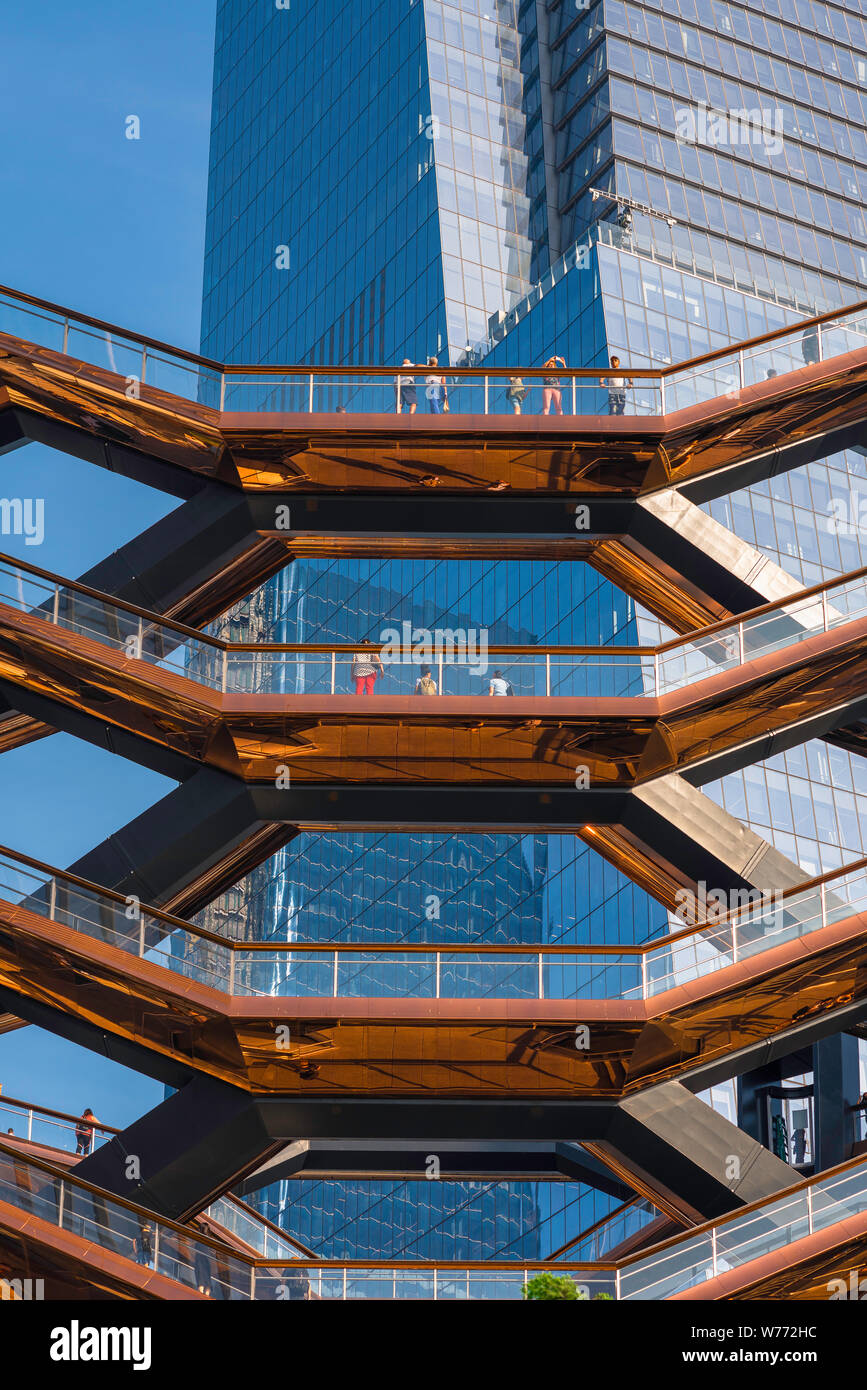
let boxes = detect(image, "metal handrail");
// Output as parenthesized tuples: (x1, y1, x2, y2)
(2, 1130, 866, 1294)
(0, 278, 864, 379)
(1, 548, 865, 660)
(1, 839, 865, 962)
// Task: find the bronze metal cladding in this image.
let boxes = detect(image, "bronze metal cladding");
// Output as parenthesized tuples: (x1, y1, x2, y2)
(0, 593, 866, 788)
(0, 883, 865, 1098)
(1, 329, 866, 498)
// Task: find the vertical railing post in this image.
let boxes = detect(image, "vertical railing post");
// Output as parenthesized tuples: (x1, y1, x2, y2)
(545, 652, 551, 697)
(139, 913, 146, 958)
(653, 649, 659, 697)
(738, 621, 745, 665)
(62, 317, 69, 356)
(711, 1226, 718, 1277)
(308, 373, 314, 412)
(57, 1180, 65, 1231)
(640, 950, 647, 1000)
(538, 952, 544, 999)
(806, 1184, 814, 1235)
(572, 375, 577, 415)
(331, 650, 336, 695)
(228, 948, 235, 996)
(136, 615, 144, 661)
(438, 654, 443, 694)
(140, 347, 147, 387)
(820, 882, 826, 931)
(659, 375, 665, 416)
(27, 1108, 33, 1142)
(152, 1225, 160, 1273)
(222, 648, 228, 693)
(817, 323, 824, 362)
(435, 951, 441, 998)
(49, 876, 57, 922)
(53, 585, 60, 626)
(738, 349, 745, 391)
(731, 918, 738, 965)
(821, 588, 829, 632)
(484, 376, 489, 414)
(219, 373, 226, 411)
(333, 951, 339, 997)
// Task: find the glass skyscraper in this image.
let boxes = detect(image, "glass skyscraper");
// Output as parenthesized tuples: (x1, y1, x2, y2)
(200, 0, 867, 1259)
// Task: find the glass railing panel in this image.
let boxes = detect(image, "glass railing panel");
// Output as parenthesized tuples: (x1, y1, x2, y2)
(438, 953, 537, 999)
(0, 564, 57, 616)
(61, 1182, 144, 1260)
(819, 315, 867, 361)
(825, 575, 867, 628)
(732, 892, 823, 964)
(0, 1148, 62, 1224)
(665, 357, 739, 413)
(809, 1164, 867, 1231)
(139, 349, 208, 404)
(741, 338, 811, 387)
(64, 324, 148, 383)
(0, 854, 51, 906)
(544, 954, 638, 999)
(156, 1229, 251, 1299)
(146, 928, 232, 991)
(222, 375, 310, 414)
(657, 630, 742, 692)
(234, 950, 330, 997)
(335, 952, 436, 999)
(713, 1192, 810, 1273)
(0, 296, 67, 352)
(643, 933, 733, 996)
(465, 1271, 528, 1300)
(619, 1233, 714, 1300)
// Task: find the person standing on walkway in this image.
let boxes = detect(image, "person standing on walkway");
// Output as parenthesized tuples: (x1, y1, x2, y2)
(506, 377, 527, 414)
(414, 665, 438, 695)
(75, 1108, 98, 1156)
(425, 358, 447, 414)
(396, 359, 418, 414)
(488, 669, 512, 696)
(607, 356, 631, 415)
(351, 641, 384, 695)
(541, 356, 566, 415)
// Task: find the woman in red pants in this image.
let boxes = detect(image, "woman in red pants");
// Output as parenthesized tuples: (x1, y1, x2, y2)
(350, 641, 384, 694)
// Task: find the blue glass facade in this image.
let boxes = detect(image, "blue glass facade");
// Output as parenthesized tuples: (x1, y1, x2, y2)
(201, 0, 867, 1255)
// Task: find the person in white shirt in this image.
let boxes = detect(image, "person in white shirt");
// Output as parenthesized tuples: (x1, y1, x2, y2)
(488, 669, 511, 696)
(607, 355, 632, 415)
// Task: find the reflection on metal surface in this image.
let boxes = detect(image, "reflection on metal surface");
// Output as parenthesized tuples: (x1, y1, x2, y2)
(2, 1130, 867, 1300)
(1, 845, 866, 1098)
(2, 331, 866, 498)
(0, 568, 865, 790)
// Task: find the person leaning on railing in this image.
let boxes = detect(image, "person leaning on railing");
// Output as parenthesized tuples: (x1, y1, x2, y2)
(74, 1107, 98, 1155)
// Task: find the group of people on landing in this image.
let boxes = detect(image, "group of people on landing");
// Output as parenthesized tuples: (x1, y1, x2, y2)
(350, 643, 514, 696)
(396, 356, 631, 415)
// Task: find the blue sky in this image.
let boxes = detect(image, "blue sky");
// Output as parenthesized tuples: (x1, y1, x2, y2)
(0, 0, 216, 1127)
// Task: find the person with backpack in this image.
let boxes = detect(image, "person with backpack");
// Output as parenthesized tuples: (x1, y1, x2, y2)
(414, 665, 438, 695)
(506, 377, 527, 414)
(350, 641, 384, 695)
(75, 1108, 98, 1155)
